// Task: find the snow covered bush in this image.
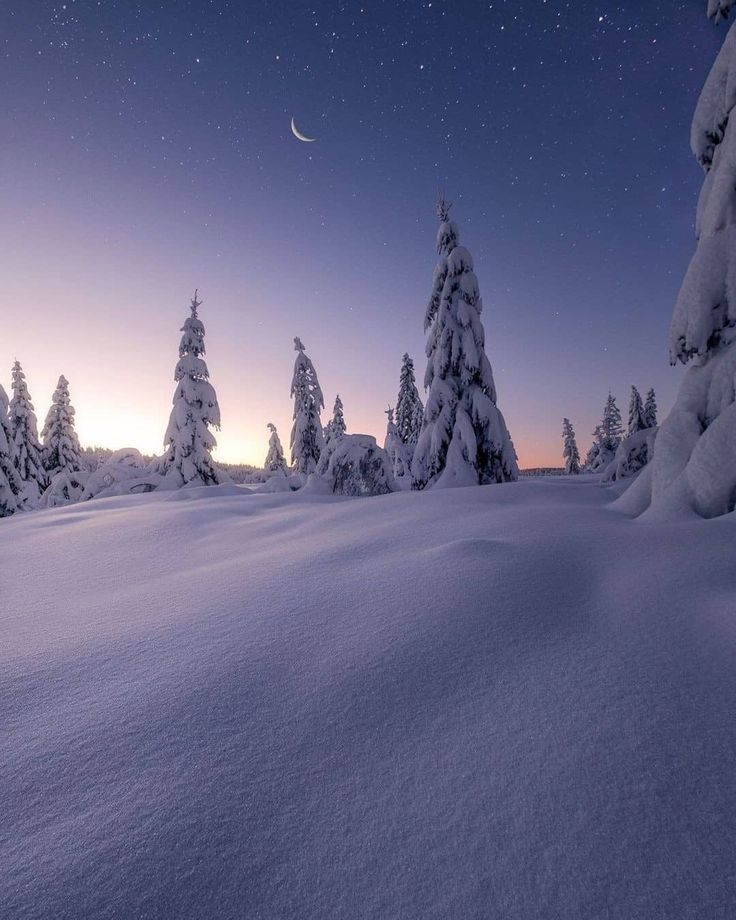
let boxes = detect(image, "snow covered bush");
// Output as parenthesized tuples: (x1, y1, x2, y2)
(622, 8, 736, 517)
(412, 197, 518, 489)
(603, 427, 658, 484)
(158, 291, 228, 488)
(290, 337, 324, 476)
(82, 449, 162, 501)
(41, 375, 83, 478)
(315, 433, 395, 496)
(562, 418, 581, 474)
(264, 423, 288, 475)
(9, 361, 47, 504)
(39, 469, 90, 509)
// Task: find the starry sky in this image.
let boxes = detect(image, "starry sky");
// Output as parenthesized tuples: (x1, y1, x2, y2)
(0, 1, 725, 467)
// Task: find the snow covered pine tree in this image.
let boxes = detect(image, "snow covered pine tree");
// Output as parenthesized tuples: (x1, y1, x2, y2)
(9, 361, 47, 503)
(562, 418, 581, 474)
(384, 405, 411, 480)
(587, 394, 623, 472)
(0, 384, 22, 516)
(643, 388, 658, 429)
(627, 386, 647, 436)
(324, 394, 347, 444)
(412, 197, 518, 488)
(290, 337, 324, 476)
(264, 423, 288, 474)
(160, 291, 227, 487)
(395, 353, 424, 452)
(41, 375, 83, 477)
(621, 2, 736, 516)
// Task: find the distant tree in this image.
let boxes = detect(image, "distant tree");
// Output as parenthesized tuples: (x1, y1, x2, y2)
(627, 386, 647, 436)
(9, 360, 47, 501)
(41, 375, 83, 477)
(562, 418, 581, 475)
(384, 405, 411, 479)
(584, 426, 604, 471)
(0, 385, 22, 516)
(600, 393, 623, 453)
(643, 388, 658, 429)
(324, 394, 346, 444)
(160, 290, 227, 486)
(290, 337, 324, 475)
(264, 423, 288, 474)
(395, 353, 423, 449)
(412, 196, 518, 488)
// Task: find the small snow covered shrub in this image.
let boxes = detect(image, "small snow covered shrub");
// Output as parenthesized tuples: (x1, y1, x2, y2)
(39, 469, 90, 508)
(317, 434, 395, 496)
(81, 449, 162, 500)
(603, 428, 658, 484)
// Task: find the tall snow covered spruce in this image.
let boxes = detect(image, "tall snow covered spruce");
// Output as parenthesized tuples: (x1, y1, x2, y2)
(412, 197, 518, 489)
(264, 423, 288, 474)
(395, 353, 424, 450)
(562, 418, 581, 475)
(9, 361, 47, 501)
(160, 291, 227, 487)
(0, 385, 22, 516)
(643, 388, 658, 429)
(290, 337, 324, 476)
(627, 386, 647, 436)
(622, 3, 736, 517)
(41, 375, 83, 477)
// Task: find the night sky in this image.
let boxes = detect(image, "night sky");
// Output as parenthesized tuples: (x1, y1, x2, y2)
(1, 1, 724, 467)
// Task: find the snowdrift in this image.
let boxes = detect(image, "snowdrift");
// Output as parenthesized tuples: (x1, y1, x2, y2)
(2, 479, 735, 919)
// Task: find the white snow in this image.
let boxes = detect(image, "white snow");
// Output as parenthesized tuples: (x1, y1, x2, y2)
(2, 478, 735, 918)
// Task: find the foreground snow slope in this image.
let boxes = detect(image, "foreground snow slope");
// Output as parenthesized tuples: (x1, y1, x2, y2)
(2, 479, 735, 919)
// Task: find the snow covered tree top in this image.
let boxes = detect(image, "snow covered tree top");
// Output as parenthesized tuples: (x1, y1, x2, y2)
(294, 336, 305, 352)
(708, 0, 736, 22)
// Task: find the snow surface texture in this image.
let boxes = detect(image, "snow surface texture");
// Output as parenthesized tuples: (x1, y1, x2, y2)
(2, 478, 735, 919)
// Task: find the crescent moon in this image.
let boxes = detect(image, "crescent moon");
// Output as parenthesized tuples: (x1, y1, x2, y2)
(291, 116, 316, 143)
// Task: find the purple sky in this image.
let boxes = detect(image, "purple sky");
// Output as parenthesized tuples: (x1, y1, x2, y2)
(1, 1, 723, 467)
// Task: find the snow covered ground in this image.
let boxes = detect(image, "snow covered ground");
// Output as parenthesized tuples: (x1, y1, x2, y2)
(2, 477, 735, 919)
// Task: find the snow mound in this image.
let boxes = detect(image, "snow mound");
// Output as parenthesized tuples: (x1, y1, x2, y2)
(2, 479, 735, 918)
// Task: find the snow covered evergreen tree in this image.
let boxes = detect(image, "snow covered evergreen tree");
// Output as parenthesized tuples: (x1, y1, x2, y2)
(643, 388, 658, 429)
(620, 5, 736, 516)
(41, 375, 83, 477)
(9, 361, 47, 501)
(384, 405, 411, 479)
(159, 291, 227, 487)
(324, 394, 346, 444)
(264, 423, 288, 474)
(627, 386, 647, 436)
(0, 385, 22, 516)
(412, 197, 518, 489)
(584, 426, 603, 471)
(290, 337, 324, 476)
(562, 419, 581, 475)
(600, 393, 623, 453)
(395, 353, 424, 449)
